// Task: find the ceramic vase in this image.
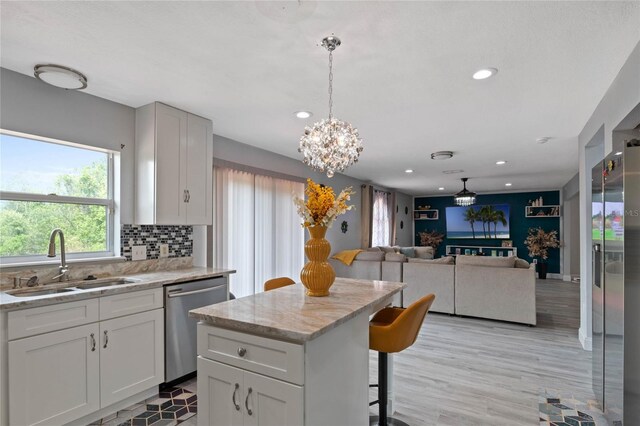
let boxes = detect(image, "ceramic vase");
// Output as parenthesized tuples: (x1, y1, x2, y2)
(300, 225, 335, 296)
(537, 262, 548, 279)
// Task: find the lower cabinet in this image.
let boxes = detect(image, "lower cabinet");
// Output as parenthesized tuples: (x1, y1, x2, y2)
(197, 357, 303, 426)
(8, 323, 100, 426)
(8, 300, 164, 426)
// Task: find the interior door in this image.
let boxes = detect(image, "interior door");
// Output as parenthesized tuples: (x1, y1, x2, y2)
(591, 161, 604, 407)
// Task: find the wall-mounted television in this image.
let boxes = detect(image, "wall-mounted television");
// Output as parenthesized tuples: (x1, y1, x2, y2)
(446, 204, 510, 239)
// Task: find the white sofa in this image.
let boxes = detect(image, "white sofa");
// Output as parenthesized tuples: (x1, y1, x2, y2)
(403, 260, 455, 314)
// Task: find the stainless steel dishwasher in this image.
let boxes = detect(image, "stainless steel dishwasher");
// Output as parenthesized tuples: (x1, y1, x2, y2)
(164, 276, 228, 383)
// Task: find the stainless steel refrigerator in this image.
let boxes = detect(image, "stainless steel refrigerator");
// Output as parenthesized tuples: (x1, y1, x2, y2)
(592, 135, 640, 425)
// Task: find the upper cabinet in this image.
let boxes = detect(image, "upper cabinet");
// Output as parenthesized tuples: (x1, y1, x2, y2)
(135, 102, 213, 225)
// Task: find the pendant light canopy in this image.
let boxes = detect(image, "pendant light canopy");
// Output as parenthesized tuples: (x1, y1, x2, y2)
(454, 177, 477, 206)
(298, 35, 363, 178)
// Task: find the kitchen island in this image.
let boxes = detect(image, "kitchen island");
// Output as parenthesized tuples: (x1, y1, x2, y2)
(190, 277, 405, 426)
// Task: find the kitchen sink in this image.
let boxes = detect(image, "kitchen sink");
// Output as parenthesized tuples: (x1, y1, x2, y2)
(74, 278, 140, 290)
(10, 288, 77, 297)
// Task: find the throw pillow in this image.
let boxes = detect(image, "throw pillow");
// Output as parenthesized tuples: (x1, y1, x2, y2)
(399, 247, 416, 258)
(456, 255, 516, 268)
(515, 258, 531, 269)
(385, 252, 407, 262)
(414, 246, 434, 259)
(378, 246, 396, 254)
(355, 251, 385, 261)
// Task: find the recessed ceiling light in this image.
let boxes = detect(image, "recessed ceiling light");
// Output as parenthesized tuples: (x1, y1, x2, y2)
(438, 187, 445, 191)
(442, 169, 464, 174)
(615, 151, 623, 156)
(430, 151, 454, 160)
(496, 160, 507, 165)
(536, 137, 551, 144)
(472, 68, 498, 80)
(505, 183, 512, 187)
(295, 111, 312, 119)
(405, 169, 414, 173)
(34, 64, 87, 90)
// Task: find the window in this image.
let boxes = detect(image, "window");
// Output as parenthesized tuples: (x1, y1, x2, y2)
(372, 189, 392, 246)
(0, 130, 114, 262)
(214, 167, 305, 298)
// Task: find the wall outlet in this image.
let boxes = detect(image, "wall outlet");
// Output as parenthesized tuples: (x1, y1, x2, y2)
(132, 245, 147, 261)
(159, 243, 169, 258)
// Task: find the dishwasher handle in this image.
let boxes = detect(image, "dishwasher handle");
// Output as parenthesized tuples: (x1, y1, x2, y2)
(167, 285, 225, 298)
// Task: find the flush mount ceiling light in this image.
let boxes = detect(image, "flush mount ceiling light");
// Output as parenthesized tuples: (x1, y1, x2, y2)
(430, 151, 453, 160)
(298, 35, 363, 178)
(405, 169, 414, 174)
(34, 64, 87, 90)
(295, 111, 312, 119)
(472, 68, 498, 80)
(496, 160, 507, 165)
(453, 177, 477, 207)
(536, 137, 551, 144)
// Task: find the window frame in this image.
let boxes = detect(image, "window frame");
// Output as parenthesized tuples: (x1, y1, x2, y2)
(0, 129, 116, 264)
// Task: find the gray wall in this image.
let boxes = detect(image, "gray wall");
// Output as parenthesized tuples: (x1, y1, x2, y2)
(577, 40, 640, 350)
(0, 68, 136, 223)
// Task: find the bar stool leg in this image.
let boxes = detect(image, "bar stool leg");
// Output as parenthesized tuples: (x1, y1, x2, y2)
(370, 352, 410, 426)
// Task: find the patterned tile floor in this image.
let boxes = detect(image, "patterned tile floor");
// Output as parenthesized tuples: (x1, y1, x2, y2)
(539, 390, 607, 426)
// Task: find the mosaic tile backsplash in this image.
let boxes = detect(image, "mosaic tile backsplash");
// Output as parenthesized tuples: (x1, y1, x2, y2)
(121, 225, 193, 261)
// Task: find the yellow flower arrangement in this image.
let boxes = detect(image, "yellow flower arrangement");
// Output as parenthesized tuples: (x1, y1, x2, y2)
(294, 178, 354, 228)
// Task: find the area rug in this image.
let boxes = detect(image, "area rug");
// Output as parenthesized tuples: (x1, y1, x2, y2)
(116, 387, 197, 426)
(539, 395, 605, 426)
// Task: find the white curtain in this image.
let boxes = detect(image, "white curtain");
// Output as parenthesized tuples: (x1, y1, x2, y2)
(372, 190, 391, 246)
(215, 167, 304, 298)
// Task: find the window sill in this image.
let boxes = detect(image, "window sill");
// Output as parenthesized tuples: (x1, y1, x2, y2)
(0, 256, 127, 271)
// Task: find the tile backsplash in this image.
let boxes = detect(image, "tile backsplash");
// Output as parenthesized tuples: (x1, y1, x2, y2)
(121, 225, 193, 261)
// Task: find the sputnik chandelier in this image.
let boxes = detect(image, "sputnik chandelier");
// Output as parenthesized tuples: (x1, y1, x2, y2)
(298, 35, 363, 178)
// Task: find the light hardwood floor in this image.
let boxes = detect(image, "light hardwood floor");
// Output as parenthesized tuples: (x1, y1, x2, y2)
(370, 279, 596, 425)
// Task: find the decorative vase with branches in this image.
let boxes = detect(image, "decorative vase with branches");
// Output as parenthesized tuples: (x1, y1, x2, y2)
(524, 227, 560, 279)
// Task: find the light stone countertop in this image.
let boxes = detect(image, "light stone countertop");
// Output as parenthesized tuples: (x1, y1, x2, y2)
(189, 278, 405, 343)
(0, 267, 236, 311)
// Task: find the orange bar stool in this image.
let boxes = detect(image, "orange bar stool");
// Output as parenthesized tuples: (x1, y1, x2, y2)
(264, 277, 295, 292)
(369, 294, 435, 426)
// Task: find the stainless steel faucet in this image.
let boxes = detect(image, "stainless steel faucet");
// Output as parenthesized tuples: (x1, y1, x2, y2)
(47, 228, 69, 281)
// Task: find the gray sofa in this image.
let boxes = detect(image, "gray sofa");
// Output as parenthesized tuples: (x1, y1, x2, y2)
(330, 250, 537, 325)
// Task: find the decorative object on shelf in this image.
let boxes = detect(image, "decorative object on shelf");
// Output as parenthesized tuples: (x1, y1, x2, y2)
(418, 230, 444, 250)
(501, 240, 513, 248)
(294, 178, 354, 296)
(298, 35, 363, 178)
(524, 227, 560, 279)
(341, 220, 348, 234)
(414, 209, 439, 220)
(453, 177, 477, 206)
(400, 220, 404, 229)
(405, 206, 409, 215)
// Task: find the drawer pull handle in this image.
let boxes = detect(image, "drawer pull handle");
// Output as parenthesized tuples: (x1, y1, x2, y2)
(103, 330, 109, 348)
(237, 347, 247, 357)
(245, 387, 253, 416)
(232, 383, 240, 411)
(90, 333, 96, 352)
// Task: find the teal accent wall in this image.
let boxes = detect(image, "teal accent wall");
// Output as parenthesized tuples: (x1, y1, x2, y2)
(414, 191, 561, 274)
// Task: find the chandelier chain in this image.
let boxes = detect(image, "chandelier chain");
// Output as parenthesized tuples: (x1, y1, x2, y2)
(328, 50, 333, 120)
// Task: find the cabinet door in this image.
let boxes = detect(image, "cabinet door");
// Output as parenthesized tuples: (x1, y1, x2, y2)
(155, 103, 187, 224)
(9, 323, 100, 426)
(185, 113, 213, 225)
(244, 370, 303, 426)
(100, 309, 164, 407)
(197, 357, 244, 426)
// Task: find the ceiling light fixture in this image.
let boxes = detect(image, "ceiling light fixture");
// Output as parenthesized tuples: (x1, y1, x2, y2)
(496, 160, 507, 165)
(453, 177, 477, 206)
(295, 111, 312, 119)
(505, 183, 513, 187)
(405, 169, 414, 174)
(34, 64, 87, 90)
(472, 68, 498, 80)
(438, 187, 445, 191)
(298, 35, 363, 178)
(430, 151, 453, 160)
(615, 151, 623, 156)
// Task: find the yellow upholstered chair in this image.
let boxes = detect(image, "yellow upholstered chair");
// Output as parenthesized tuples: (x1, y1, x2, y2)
(369, 294, 435, 426)
(264, 277, 295, 292)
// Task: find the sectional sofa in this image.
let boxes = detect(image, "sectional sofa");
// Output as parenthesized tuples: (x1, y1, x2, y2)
(329, 249, 537, 325)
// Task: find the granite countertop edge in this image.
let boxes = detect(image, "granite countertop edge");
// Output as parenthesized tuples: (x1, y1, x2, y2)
(0, 267, 236, 311)
(190, 282, 405, 344)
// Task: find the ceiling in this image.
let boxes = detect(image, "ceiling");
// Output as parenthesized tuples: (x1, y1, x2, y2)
(2, 1, 639, 195)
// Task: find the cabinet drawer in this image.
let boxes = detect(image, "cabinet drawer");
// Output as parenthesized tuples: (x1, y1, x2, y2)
(8, 298, 99, 340)
(198, 324, 304, 385)
(100, 288, 163, 320)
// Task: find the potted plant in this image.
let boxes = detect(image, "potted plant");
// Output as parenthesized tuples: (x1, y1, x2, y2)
(524, 227, 560, 279)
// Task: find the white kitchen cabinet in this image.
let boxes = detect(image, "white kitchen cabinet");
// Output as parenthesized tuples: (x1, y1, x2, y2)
(8, 323, 100, 426)
(100, 309, 164, 407)
(197, 357, 303, 426)
(135, 102, 213, 225)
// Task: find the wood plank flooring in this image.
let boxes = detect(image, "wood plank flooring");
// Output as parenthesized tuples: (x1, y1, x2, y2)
(369, 279, 595, 425)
